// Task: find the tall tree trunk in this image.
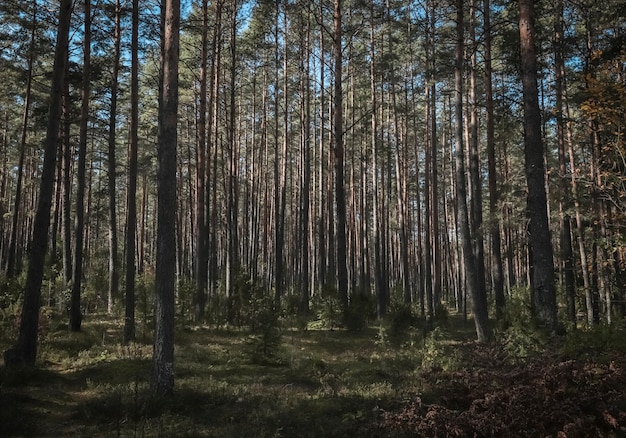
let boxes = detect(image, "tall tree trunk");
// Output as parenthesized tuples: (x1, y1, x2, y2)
(7, 0, 36, 279)
(62, 81, 72, 285)
(124, 0, 139, 343)
(152, 0, 180, 396)
(226, 0, 239, 322)
(483, 0, 504, 318)
(273, 0, 286, 306)
(519, 0, 558, 332)
(195, 0, 209, 321)
(70, 0, 92, 333)
(386, 0, 410, 305)
(299, 7, 312, 314)
(107, 0, 121, 315)
(553, 0, 576, 324)
(4, 0, 72, 367)
(468, 0, 486, 301)
(333, 0, 349, 311)
(456, 0, 491, 342)
(369, 2, 387, 319)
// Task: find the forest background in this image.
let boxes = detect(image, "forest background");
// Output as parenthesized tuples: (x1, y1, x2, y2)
(0, 0, 625, 430)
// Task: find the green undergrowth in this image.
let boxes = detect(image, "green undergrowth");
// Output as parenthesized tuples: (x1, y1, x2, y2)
(1, 310, 624, 437)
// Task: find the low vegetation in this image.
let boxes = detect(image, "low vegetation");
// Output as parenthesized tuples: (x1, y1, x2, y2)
(1, 307, 626, 437)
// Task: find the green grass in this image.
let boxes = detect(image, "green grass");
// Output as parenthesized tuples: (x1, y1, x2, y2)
(2, 311, 624, 437)
(0, 312, 448, 437)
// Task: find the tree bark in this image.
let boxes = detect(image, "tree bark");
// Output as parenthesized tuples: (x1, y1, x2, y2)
(69, 0, 92, 333)
(4, 0, 72, 367)
(7, 1, 36, 279)
(152, 0, 180, 396)
(484, 0, 505, 319)
(456, 0, 491, 342)
(107, 0, 121, 316)
(333, 0, 349, 311)
(194, 0, 209, 321)
(553, 0, 576, 325)
(124, 0, 139, 343)
(519, 0, 558, 332)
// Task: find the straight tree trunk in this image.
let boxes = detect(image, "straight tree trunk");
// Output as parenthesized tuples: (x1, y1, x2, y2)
(4, 0, 72, 367)
(519, 0, 558, 332)
(70, 0, 92, 333)
(369, 4, 387, 319)
(468, 0, 486, 300)
(456, 0, 491, 342)
(553, 0, 576, 324)
(7, 0, 36, 279)
(107, 0, 121, 315)
(62, 81, 72, 285)
(226, 0, 239, 322)
(124, 0, 139, 343)
(299, 9, 312, 314)
(195, 0, 208, 321)
(152, 0, 180, 396)
(483, 0, 505, 318)
(333, 0, 349, 311)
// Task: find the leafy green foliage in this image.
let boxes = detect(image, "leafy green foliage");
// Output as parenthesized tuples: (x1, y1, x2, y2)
(245, 289, 283, 364)
(497, 287, 548, 363)
(2, 313, 626, 437)
(418, 327, 460, 372)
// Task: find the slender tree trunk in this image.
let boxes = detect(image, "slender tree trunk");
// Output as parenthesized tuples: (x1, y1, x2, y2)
(124, 0, 139, 343)
(468, 0, 486, 301)
(195, 0, 209, 321)
(333, 0, 349, 311)
(456, 0, 491, 342)
(553, 0, 575, 325)
(226, 0, 239, 322)
(62, 81, 72, 285)
(273, 0, 286, 306)
(519, 0, 558, 332)
(7, 1, 36, 279)
(483, 0, 504, 319)
(152, 0, 180, 396)
(107, 0, 121, 315)
(299, 8, 312, 314)
(4, 0, 72, 367)
(70, 0, 92, 333)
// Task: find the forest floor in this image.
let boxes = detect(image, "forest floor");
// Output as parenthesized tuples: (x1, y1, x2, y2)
(1, 311, 626, 437)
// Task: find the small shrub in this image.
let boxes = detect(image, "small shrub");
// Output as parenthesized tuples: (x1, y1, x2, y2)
(312, 285, 342, 329)
(419, 327, 459, 371)
(245, 290, 283, 363)
(386, 304, 417, 336)
(496, 288, 548, 363)
(344, 293, 372, 331)
(563, 323, 626, 361)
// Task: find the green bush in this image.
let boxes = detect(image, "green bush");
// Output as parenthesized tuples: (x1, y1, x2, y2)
(563, 323, 626, 361)
(311, 284, 342, 330)
(496, 287, 548, 363)
(245, 290, 283, 364)
(419, 327, 459, 371)
(344, 293, 373, 331)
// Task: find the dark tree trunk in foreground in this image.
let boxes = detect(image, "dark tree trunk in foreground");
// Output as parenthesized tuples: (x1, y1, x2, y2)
(3, 0, 72, 367)
(519, 0, 558, 332)
(152, 0, 180, 396)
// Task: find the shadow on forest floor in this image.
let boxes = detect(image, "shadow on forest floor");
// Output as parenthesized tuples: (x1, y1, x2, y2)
(1, 312, 626, 437)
